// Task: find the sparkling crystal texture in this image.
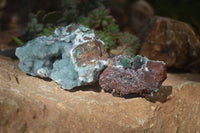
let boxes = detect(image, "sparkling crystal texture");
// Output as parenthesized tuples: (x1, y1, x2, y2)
(99, 55, 167, 97)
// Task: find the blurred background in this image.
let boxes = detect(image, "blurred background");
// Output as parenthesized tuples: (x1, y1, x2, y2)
(1, 0, 200, 72)
(1, 0, 200, 32)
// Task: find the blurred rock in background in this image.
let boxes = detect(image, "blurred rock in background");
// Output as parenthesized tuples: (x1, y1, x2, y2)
(127, 0, 154, 34)
(109, 0, 154, 34)
(139, 16, 200, 72)
(1, 0, 200, 72)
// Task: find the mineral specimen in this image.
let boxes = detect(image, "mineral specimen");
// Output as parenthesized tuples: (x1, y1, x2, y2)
(139, 16, 200, 69)
(99, 55, 167, 98)
(15, 24, 109, 89)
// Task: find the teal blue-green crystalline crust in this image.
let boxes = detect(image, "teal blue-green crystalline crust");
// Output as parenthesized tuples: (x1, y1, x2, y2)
(118, 57, 131, 69)
(115, 55, 148, 70)
(15, 24, 109, 90)
(132, 55, 148, 70)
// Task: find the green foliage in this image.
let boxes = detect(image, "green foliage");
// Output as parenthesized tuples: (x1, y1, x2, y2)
(119, 33, 140, 56)
(22, 16, 44, 40)
(118, 32, 139, 46)
(12, 36, 24, 46)
(63, 9, 79, 24)
(20, 0, 107, 41)
(38, 27, 56, 37)
(17, 0, 141, 56)
(61, 0, 105, 14)
(61, 0, 106, 24)
(21, 11, 64, 41)
(97, 31, 115, 50)
(103, 21, 119, 34)
(109, 32, 140, 57)
(42, 11, 62, 24)
(60, 0, 77, 9)
(78, 7, 122, 50)
(78, 7, 141, 54)
(78, 8, 119, 32)
(78, 7, 139, 52)
(124, 48, 135, 57)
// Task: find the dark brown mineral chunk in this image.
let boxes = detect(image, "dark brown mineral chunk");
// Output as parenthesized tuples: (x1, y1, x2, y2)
(99, 55, 167, 98)
(139, 16, 200, 69)
(148, 85, 172, 103)
(72, 40, 109, 67)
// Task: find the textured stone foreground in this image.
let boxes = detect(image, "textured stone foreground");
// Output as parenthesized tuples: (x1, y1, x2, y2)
(0, 56, 200, 133)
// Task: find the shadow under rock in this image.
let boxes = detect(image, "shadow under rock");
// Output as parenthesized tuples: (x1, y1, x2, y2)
(147, 85, 172, 103)
(26, 73, 172, 100)
(69, 82, 102, 93)
(26, 73, 102, 92)
(27, 74, 52, 81)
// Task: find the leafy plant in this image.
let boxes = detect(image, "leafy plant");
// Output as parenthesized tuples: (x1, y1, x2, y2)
(77, 7, 140, 55)
(109, 32, 140, 57)
(97, 31, 115, 50)
(17, 0, 106, 42)
(12, 36, 24, 46)
(77, 7, 121, 50)
(38, 27, 56, 37)
(20, 11, 63, 41)
(14, 0, 141, 57)
(78, 8, 116, 30)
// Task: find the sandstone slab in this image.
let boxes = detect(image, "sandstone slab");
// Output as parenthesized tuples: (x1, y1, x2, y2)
(0, 56, 200, 133)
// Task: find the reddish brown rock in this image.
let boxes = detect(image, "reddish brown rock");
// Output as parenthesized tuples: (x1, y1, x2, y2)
(139, 16, 200, 69)
(99, 55, 167, 98)
(72, 40, 108, 67)
(0, 56, 200, 133)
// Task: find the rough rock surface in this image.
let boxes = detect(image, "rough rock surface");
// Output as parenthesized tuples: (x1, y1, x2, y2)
(0, 56, 200, 133)
(139, 16, 200, 69)
(99, 55, 167, 98)
(15, 24, 109, 89)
